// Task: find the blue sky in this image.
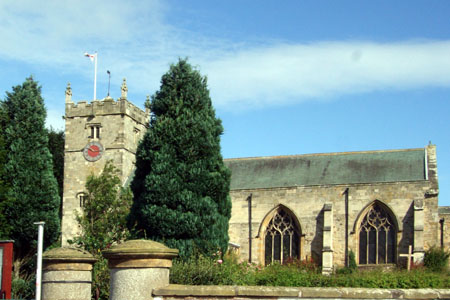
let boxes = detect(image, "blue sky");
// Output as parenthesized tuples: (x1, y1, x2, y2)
(1, 0, 449, 205)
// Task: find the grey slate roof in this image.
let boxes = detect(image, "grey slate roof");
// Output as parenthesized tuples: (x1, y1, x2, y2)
(224, 148, 427, 190)
(438, 206, 450, 215)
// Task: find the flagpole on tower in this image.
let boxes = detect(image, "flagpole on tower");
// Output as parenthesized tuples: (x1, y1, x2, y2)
(94, 51, 97, 100)
(84, 51, 98, 100)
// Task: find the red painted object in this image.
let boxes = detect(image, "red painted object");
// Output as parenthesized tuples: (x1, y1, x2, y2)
(0, 241, 14, 299)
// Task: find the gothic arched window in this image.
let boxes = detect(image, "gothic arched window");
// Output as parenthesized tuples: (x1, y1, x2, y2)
(358, 202, 396, 264)
(264, 208, 300, 265)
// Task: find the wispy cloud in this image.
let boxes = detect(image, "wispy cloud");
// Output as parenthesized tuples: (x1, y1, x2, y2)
(2, 0, 450, 114)
(202, 41, 450, 109)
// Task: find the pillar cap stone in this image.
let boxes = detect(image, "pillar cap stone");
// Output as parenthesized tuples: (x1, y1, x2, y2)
(103, 239, 179, 259)
(43, 247, 97, 263)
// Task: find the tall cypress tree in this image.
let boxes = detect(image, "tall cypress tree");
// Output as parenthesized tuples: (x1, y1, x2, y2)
(2, 77, 60, 259)
(47, 127, 65, 202)
(128, 59, 231, 258)
(0, 103, 12, 239)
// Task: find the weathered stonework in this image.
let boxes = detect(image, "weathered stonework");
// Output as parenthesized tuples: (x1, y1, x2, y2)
(61, 82, 149, 245)
(322, 203, 333, 274)
(226, 145, 440, 268)
(438, 206, 450, 253)
(103, 240, 178, 300)
(153, 284, 450, 300)
(42, 247, 96, 300)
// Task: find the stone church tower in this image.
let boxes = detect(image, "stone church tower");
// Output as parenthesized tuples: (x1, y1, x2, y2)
(61, 80, 149, 245)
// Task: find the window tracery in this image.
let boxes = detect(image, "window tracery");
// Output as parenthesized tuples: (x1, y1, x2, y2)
(358, 202, 396, 264)
(264, 208, 300, 265)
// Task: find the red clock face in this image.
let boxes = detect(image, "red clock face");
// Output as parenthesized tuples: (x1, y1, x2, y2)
(87, 145, 100, 158)
(83, 142, 103, 162)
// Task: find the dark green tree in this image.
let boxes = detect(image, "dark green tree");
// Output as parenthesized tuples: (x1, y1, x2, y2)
(128, 59, 231, 258)
(47, 127, 64, 202)
(2, 77, 60, 262)
(0, 103, 12, 239)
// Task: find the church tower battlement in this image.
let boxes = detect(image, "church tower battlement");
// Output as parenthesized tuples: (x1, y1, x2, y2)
(61, 80, 149, 245)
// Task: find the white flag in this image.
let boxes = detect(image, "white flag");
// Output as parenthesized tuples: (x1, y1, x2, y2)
(84, 52, 96, 62)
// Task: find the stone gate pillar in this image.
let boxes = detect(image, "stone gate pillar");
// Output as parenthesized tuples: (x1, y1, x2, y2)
(103, 240, 178, 300)
(42, 247, 96, 300)
(322, 203, 333, 275)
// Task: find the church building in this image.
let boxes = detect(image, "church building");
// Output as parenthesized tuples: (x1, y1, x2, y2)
(61, 83, 449, 272)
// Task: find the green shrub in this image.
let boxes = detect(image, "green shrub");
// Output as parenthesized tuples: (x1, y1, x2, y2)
(92, 256, 110, 300)
(348, 250, 357, 271)
(170, 254, 259, 286)
(283, 257, 319, 272)
(335, 250, 357, 275)
(335, 267, 354, 275)
(11, 276, 34, 300)
(170, 255, 450, 288)
(424, 247, 450, 272)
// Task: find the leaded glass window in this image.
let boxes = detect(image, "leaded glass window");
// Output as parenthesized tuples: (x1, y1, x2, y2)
(264, 208, 300, 265)
(359, 203, 396, 264)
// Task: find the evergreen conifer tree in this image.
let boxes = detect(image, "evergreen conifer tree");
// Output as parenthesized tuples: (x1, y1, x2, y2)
(47, 128, 65, 202)
(2, 77, 60, 259)
(128, 59, 231, 258)
(0, 103, 12, 239)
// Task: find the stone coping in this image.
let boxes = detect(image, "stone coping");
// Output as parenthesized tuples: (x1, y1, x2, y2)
(103, 240, 179, 259)
(153, 284, 450, 299)
(43, 247, 97, 263)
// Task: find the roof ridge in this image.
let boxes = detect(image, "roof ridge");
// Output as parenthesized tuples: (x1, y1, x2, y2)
(224, 147, 425, 162)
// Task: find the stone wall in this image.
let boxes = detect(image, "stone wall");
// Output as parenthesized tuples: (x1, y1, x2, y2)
(228, 145, 440, 267)
(438, 207, 450, 251)
(153, 285, 450, 300)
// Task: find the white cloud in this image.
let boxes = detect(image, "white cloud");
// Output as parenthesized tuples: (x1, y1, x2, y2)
(201, 41, 450, 109)
(1, 0, 450, 113)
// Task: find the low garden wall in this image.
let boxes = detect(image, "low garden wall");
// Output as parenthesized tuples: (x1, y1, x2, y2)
(153, 285, 450, 300)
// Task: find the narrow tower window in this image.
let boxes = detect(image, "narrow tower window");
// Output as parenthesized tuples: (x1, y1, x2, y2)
(87, 124, 101, 139)
(77, 192, 87, 207)
(133, 127, 140, 144)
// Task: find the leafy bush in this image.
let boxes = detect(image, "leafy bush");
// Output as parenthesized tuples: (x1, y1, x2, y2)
(424, 247, 450, 272)
(348, 250, 357, 271)
(335, 250, 357, 275)
(170, 255, 450, 288)
(11, 275, 34, 300)
(170, 254, 259, 285)
(92, 256, 110, 300)
(283, 256, 319, 272)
